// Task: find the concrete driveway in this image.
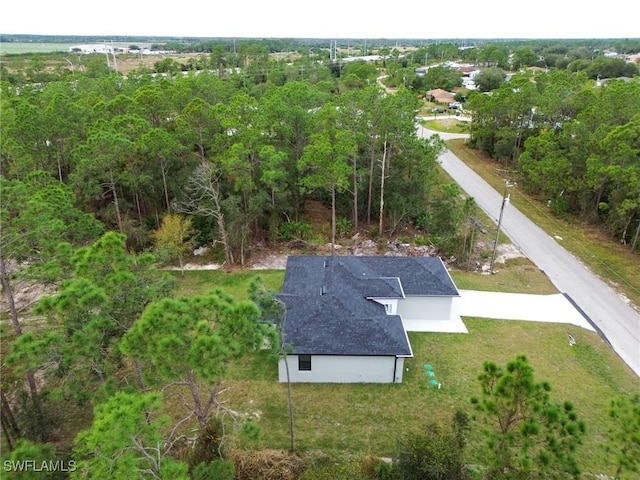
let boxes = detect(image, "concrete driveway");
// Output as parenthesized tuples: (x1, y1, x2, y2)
(455, 290, 595, 331)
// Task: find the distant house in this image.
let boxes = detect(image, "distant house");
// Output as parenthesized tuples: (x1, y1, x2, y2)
(69, 44, 118, 54)
(277, 255, 465, 384)
(426, 88, 456, 104)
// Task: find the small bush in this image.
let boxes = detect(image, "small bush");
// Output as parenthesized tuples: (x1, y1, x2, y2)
(336, 218, 353, 238)
(239, 419, 263, 443)
(298, 452, 396, 480)
(393, 411, 470, 480)
(276, 221, 312, 242)
(416, 210, 428, 231)
(550, 195, 568, 217)
(191, 459, 235, 480)
(361, 455, 396, 480)
(373, 461, 396, 480)
(413, 235, 431, 247)
(189, 417, 225, 467)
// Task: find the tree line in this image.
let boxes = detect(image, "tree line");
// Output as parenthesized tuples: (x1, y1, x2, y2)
(466, 70, 640, 251)
(2, 64, 473, 265)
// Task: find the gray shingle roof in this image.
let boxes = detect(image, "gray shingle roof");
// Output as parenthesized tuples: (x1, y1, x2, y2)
(282, 293, 410, 355)
(278, 255, 459, 356)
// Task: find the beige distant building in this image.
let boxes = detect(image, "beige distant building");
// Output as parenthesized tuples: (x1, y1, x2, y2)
(426, 88, 455, 104)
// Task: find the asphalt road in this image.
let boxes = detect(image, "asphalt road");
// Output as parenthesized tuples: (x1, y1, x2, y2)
(418, 128, 640, 377)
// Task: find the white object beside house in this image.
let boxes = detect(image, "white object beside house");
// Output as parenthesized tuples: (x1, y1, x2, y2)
(277, 255, 465, 384)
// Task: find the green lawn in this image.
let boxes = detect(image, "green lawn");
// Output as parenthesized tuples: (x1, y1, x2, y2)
(169, 269, 285, 299)
(0, 43, 70, 54)
(452, 257, 558, 294)
(419, 118, 469, 134)
(170, 268, 639, 477)
(223, 319, 638, 477)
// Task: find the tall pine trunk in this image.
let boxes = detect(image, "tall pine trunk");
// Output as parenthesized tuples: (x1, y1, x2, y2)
(109, 168, 123, 233)
(367, 147, 375, 224)
(630, 213, 640, 252)
(331, 184, 337, 249)
(378, 137, 388, 235)
(0, 250, 42, 433)
(352, 156, 358, 231)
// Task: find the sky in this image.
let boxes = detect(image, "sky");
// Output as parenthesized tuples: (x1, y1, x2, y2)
(2, 0, 639, 40)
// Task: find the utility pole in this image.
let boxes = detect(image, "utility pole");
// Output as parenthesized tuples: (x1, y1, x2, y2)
(490, 180, 516, 273)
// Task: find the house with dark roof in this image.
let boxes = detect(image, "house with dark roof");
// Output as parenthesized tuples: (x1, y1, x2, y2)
(277, 255, 465, 384)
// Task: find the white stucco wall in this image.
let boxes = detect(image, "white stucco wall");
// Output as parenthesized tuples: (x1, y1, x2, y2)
(278, 355, 405, 383)
(397, 296, 460, 332)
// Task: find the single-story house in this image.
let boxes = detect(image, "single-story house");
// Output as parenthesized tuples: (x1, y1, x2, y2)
(426, 88, 456, 104)
(277, 255, 465, 384)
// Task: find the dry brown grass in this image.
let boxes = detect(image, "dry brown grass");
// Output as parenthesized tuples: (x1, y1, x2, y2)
(228, 448, 304, 480)
(0, 52, 208, 76)
(115, 53, 204, 75)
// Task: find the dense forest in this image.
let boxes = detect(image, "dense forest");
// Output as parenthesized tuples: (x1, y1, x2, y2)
(0, 72, 453, 261)
(2, 38, 639, 252)
(1, 37, 639, 479)
(467, 71, 640, 248)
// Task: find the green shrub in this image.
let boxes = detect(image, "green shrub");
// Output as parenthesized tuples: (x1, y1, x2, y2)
(189, 417, 225, 467)
(393, 412, 469, 480)
(336, 218, 353, 238)
(416, 210, 428, 231)
(191, 459, 235, 480)
(276, 221, 312, 241)
(413, 235, 431, 247)
(240, 419, 263, 443)
(299, 455, 371, 480)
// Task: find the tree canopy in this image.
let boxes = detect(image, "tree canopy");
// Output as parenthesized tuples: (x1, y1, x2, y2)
(471, 355, 586, 479)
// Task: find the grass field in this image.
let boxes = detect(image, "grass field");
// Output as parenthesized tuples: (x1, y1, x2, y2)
(0, 44, 202, 76)
(168, 268, 639, 477)
(0, 42, 75, 54)
(170, 269, 285, 299)
(420, 117, 469, 134)
(223, 319, 638, 476)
